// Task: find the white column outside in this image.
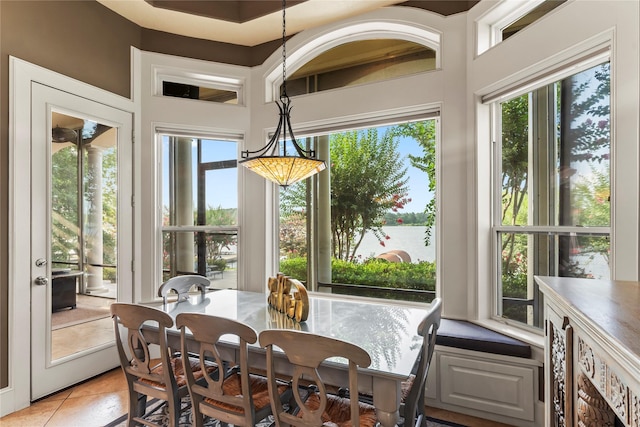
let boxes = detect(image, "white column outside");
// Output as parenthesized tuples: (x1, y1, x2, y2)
(175, 137, 195, 273)
(85, 145, 105, 292)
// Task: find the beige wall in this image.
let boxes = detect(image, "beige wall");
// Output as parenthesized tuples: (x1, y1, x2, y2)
(0, 0, 278, 390)
(0, 0, 141, 390)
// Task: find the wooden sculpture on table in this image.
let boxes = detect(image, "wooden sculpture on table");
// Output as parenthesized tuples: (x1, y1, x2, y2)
(267, 273, 309, 322)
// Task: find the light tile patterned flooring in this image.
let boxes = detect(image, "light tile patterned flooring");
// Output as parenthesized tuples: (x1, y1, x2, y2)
(0, 367, 514, 427)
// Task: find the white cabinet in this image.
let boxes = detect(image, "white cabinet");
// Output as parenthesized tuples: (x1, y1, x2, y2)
(426, 345, 543, 426)
(537, 276, 640, 427)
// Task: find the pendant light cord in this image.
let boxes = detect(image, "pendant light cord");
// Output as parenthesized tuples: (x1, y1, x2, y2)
(281, 0, 287, 100)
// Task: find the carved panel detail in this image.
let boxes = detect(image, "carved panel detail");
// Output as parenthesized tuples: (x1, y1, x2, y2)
(551, 322, 568, 427)
(579, 338, 596, 379)
(608, 368, 628, 422)
(599, 358, 608, 395)
(632, 391, 640, 427)
(579, 337, 608, 397)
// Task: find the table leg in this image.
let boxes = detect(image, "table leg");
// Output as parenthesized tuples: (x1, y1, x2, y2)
(373, 377, 401, 427)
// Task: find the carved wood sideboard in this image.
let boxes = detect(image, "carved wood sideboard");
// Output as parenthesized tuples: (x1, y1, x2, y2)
(536, 276, 640, 427)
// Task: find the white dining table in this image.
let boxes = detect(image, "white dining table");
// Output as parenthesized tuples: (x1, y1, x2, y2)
(142, 289, 429, 427)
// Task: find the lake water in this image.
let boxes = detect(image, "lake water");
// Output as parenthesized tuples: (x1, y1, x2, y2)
(354, 226, 435, 263)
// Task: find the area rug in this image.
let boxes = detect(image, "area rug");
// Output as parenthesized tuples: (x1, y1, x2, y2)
(51, 304, 111, 330)
(105, 396, 467, 427)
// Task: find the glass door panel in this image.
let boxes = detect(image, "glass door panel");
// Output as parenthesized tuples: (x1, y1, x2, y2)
(50, 112, 118, 361)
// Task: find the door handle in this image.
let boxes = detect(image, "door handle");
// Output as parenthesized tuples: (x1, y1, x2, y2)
(35, 276, 49, 286)
(35, 258, 47, 267)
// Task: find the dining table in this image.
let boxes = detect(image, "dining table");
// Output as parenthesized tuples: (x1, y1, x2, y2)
(141, 289, 430, 427)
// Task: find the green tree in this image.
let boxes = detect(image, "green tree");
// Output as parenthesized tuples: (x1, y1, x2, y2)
(573, 164, 610, 262)
(500, 63, 610, 289)
(390, 121, 437, 245)
(280, 128, 409, 262)
(500, 94, 530, 268)
(202, 206, 237, 268)
(330, 129, 409, 260)
(52, 146, 80, 262)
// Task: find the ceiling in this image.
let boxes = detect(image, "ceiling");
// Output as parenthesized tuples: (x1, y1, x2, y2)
(97, 0, 478, 47)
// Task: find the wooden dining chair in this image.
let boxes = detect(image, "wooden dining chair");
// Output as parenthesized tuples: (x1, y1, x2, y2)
(400, 297, 442, 427)
(110, 303, 216, 427)
(175, 313, 291, 427)
(338, 298, 442, 427)
(259, 329, 378, 427)
(158, 274, 209, 304)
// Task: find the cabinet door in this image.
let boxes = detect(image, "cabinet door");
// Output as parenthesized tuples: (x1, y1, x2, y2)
(546, 306, 573, 427)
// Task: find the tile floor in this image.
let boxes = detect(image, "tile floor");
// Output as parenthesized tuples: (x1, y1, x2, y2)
(0, 367, 515, 427)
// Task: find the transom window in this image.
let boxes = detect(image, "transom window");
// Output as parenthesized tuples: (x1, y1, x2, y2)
(286, 39, 437, 95)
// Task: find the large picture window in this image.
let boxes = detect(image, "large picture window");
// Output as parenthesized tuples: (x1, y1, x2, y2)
(494, 61, 610, 328)
(278, 119, 438, 303)
(160, 134, 239, 289)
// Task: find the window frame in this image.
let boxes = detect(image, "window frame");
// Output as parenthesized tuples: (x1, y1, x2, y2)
(154, 66, 245, 106)
(156, 129, 242, 295)
(277, 112, 442, 303)
(489, 59, 612, 332)
(476, 0, 565, 56)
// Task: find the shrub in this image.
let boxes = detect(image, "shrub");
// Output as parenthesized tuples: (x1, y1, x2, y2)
(279, 257, 436, 293)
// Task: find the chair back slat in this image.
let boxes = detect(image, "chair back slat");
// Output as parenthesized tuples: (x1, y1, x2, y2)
(176, 312, 281, 426)
(402, 298, 442, 427)
(260, 329, 374, 427)
(110, 302, 189, 427)
(158, 274, 209, 304)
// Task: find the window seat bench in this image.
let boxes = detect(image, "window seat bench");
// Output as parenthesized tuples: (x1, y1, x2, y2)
(427, 320, 541, 426)
(435, 319, 532, 359)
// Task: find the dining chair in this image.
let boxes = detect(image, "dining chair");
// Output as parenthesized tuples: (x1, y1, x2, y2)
(158, 274, 209, 304)
(175, 313, 291, 427)
(259, 329, 378, 427)
(110, 303, 216, 427)
(338, 298, 442, 427)
(400, 297, 442, 427)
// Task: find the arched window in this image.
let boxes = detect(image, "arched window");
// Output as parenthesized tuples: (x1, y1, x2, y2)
(285, 39, 436, 96)
(263, 11, 442, 102)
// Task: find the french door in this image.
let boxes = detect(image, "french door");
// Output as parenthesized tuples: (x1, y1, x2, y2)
(30, 83, 133, 399)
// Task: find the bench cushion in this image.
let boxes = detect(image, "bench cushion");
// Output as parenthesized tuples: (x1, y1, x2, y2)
(436, 319, 532, 359)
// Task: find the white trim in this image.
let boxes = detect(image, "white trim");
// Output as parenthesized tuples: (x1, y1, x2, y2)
(476, 0, 547, 56)
(154, 124, 244, 141)
(480, 30, 613, 104)
(262, 7, 442, 103)
(132, 47, 143, 304)
(285, 104, 441, 137)
(153, 65, 246, 106)
(6, 57, 135, 416)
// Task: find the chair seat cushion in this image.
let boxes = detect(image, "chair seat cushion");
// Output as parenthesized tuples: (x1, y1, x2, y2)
(302, 392, 377, 427)
(203, 373, 289, 414)
(401, 374, 415, 403)
(137, 356, 215, 388)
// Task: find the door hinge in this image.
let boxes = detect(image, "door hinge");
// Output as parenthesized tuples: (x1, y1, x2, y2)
(131, 260, 135, 272)
(131, 195, 135, 207)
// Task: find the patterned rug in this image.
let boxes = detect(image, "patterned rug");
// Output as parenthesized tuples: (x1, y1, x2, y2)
(105, 396, 466, 427)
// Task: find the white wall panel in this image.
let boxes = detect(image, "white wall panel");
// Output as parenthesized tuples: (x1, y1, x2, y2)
(439, 354, 535, 421)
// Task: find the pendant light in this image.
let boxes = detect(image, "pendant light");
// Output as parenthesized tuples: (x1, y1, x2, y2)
(239, 0, 326, 187)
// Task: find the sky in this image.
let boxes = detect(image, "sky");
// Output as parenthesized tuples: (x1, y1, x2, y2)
(394, 134, 431, 214)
